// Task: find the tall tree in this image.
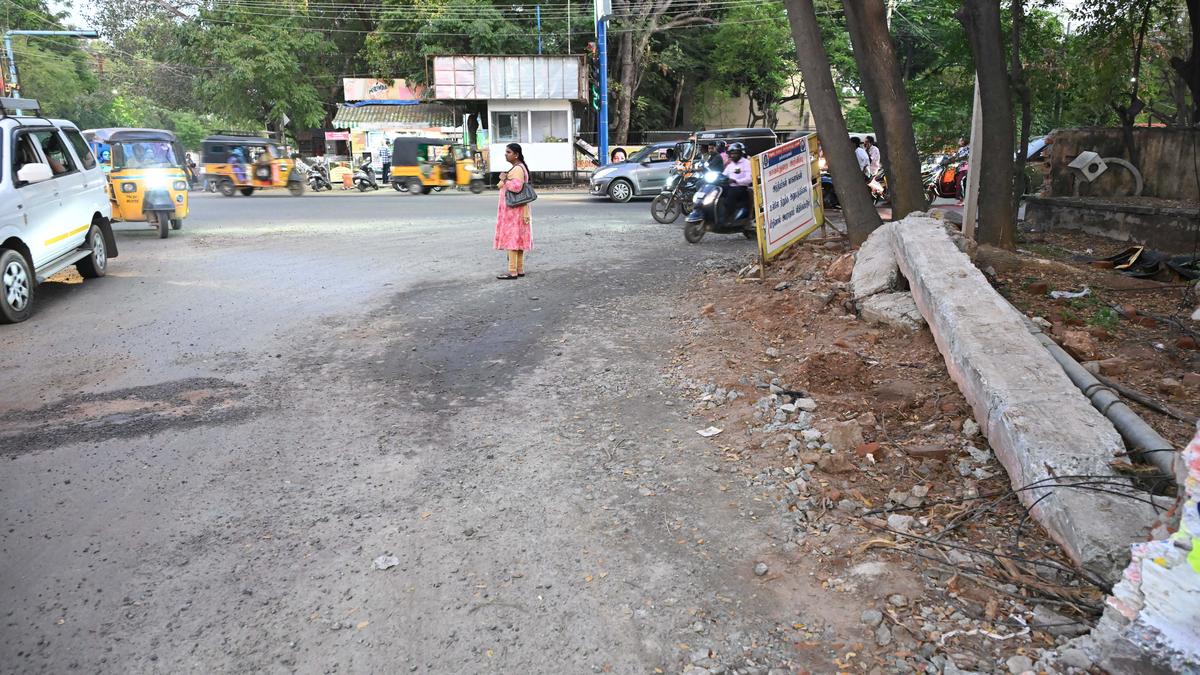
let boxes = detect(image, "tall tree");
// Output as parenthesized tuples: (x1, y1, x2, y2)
(1169, 0, 1199, 120)
(609, 0, 712, 143)
(181, 2, 337, 131)
(841, 0, 927, 218)
(1010, 0, 1032, 207)
(709, 2, 802, 130)
(783, 0, 883, 246)
(957, 0, 1015, 248)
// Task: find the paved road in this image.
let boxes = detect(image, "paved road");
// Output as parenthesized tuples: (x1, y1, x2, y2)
(0, 190, 820, 673)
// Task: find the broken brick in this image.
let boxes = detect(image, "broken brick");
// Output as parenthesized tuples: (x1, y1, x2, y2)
(903, 444, 953, 460)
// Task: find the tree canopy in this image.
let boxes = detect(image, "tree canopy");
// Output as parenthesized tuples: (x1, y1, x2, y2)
(0, 0, 1191, 151)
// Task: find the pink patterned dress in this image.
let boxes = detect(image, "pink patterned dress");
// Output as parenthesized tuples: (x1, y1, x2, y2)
(494, 165, 533, 251)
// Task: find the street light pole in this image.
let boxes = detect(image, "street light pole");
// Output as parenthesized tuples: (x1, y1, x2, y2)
(3, 29, 101, 102)
(594, 0, 611, 166)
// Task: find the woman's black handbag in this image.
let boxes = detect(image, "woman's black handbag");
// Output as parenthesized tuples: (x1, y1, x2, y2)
(505, 175, 537, 208)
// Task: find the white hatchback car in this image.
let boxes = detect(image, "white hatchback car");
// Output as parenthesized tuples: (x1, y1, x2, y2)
(0, 98, 115, 324)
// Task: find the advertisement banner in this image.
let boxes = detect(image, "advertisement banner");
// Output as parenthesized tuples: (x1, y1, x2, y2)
(325, 131, 350, 141)
(754, 134, 822, 261)
(343, 78, 422, 102)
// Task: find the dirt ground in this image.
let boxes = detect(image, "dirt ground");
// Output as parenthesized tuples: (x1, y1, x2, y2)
(666, 221, 1196, 673)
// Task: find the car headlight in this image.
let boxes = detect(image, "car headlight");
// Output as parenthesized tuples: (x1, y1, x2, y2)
(593, 169, 613, 181)
(703, 190, 718, 206)
(121, 182, 137, 193)
(145, 178, 172, 191)
(704, 170, 721, 183)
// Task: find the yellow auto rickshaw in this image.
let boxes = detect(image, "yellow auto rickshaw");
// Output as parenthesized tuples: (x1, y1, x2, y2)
(389, 137, 485, 195)
(84, 128, 190, 239)
(200, 134, 304, 197)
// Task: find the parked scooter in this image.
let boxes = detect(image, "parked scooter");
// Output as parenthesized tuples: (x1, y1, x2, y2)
(820, 168, 839, 209)
(353, 161, 380, 192)
(924, 149, 969, 202)
(818, 166, 887, 209)
(683, 170, 757, 243)
(305, 162, 332, 192)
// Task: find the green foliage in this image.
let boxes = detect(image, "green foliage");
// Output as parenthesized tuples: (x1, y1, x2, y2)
(180, 4, 335, 129)
(708, 2, 799, 127)
(365, 0, 532, 84)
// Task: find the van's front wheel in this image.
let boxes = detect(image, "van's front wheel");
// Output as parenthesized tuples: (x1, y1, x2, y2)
(0, 249, 34, 324)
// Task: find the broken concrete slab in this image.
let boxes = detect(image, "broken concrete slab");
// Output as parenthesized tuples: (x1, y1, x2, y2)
(889, 215, 1157, 584)
(1054, 427, 1200, 673)
(860, 292, 926, 331)
(851, 223, 899, 300)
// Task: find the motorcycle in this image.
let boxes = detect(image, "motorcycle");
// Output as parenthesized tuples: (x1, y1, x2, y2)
(353, 161, 380, 192)
(820, 169, 839, 209)
(924, 151, 969, 202)
(651, 162, 701, 224)
(683, 170, 757, 244)
(818, 167, 887, 209)
(305, 162, 332, 192)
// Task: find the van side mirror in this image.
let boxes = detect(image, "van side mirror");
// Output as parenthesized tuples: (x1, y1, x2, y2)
(17, 163, 53, 184)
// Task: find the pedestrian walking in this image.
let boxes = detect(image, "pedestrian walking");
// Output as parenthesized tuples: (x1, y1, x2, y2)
(864, 135, 882, 176)
(494, 143, 534, 280)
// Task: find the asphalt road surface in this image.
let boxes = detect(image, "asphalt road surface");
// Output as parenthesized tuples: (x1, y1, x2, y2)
(1, 189, 852, 673)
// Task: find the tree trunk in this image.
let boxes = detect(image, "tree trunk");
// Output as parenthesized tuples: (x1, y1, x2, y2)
(784, 0, 882, 246)
(957, 0, 1015, 249)
(613, 31, 636, 144)
(1010, 0, 1032, 208)
(841, 0, 927, 218)
(1170, 0, 1200, 123)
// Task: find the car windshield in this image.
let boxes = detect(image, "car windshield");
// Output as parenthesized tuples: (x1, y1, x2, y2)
(115, 141, 178, 169)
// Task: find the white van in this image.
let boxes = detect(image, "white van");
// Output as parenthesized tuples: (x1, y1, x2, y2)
(0, 98, 115, 324)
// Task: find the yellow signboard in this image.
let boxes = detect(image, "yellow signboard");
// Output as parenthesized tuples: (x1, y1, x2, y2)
(752, 134, 825, 263)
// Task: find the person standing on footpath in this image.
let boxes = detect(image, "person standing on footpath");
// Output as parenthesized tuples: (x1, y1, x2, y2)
(495, 143, 533, 280)
(380, 141, 392, 185)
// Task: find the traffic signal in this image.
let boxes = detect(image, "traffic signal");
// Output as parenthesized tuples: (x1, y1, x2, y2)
(587, 42, 600, 111)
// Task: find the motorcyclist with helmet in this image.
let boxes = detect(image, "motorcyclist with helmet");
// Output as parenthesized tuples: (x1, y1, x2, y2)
(722, 142, 753, 218)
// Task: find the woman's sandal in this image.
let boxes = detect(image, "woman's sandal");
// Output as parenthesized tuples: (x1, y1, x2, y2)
(497, 273, 520, 280)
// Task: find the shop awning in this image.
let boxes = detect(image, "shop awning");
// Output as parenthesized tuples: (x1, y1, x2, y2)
(331, 102, 459, 129)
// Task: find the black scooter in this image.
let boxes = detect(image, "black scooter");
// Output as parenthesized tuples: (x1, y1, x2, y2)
(683, 170, 757, 243)
(307, 163, 332, 192)
(353, 161, 379, 192)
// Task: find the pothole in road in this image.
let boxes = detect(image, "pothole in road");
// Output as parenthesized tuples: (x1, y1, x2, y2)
(0, 377, 255, 456)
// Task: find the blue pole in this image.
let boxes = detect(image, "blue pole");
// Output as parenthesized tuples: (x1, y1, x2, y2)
(536, 6, 543, 55)
(597, 17, 609, 166)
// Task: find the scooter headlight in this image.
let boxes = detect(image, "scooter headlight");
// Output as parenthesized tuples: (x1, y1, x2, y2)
(704, 170, 721, 183)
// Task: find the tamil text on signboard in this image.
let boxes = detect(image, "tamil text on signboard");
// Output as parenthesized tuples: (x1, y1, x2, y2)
(755, 134, 821, 261)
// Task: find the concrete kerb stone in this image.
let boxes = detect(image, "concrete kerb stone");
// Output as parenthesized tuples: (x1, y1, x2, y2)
(889, 215, 1157, 584)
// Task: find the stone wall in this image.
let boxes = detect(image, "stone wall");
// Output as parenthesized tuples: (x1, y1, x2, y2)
(1045, 127, 1200, 202)
(1025, 197, 1200, 253)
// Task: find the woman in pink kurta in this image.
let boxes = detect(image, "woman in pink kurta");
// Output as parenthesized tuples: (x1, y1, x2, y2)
(494, 143, 533, 279)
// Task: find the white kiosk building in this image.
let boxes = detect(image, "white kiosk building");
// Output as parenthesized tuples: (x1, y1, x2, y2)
(430, 55, 585, 174)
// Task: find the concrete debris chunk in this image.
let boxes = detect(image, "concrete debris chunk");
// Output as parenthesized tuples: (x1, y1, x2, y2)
(850, 223, 900, 299)
(860, 292, 926, 331)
